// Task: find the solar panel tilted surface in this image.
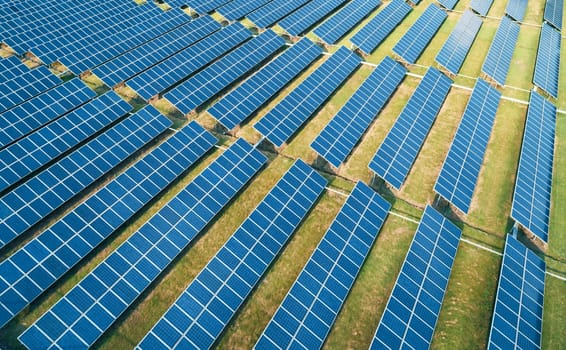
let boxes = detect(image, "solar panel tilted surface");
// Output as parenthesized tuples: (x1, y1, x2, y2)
(481, 15, 520, 85)
(533, 23, 561, 99)
(217, 0, 273, 21)
(544, 0, 563, 30)
(137, 159, 327, 350)
(470, 0, 494, 16)
(505, 0, 528, 21)
(247, 0, 311, 28)
(279, 0, 348, 37)
(437, 0, 459, 10)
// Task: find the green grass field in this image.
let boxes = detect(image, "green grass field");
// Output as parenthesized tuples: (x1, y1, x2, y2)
(1, 0, 565, 348)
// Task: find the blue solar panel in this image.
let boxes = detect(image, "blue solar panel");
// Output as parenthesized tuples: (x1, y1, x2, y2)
(247, 0, 311, 28)
(209, 38, 322, 131)
(511, 91, 556, 243)
(544, 0, 563, 29)
(0, 78, 95, 149)
(0, 105, 172, 250)
(370, 205, 462, 349)
(488, 235, 545, 350)
(19, 138, 266, 350)
(279, 0, 348, 36)
(127, 22, 252, 100)
(435, 10, 482, 74)
(137, 159, 327, 350)
(481, 16, 520, 85)
(506, 0, 528, 21)
(0, 66, 61, 114)
(311, 56, 406, 168)
(255, 46, 361, 148)
(165, 30, 285, 115)
(0, 56, 29, 81)
(350, 0, 412, 55)
(533, 23, 560, 99)
(393, 3, 447, 64)
(437, 0, 459, 10)
(434, 79, 501, 214)
(470, 0, 494, 16)
(218, 0, 273, 20)
(92, 15, 221, 87)
(0, 91, 132, 193)
(187, 0, 232, 13)
(0, 121, 217, 329)
(369, 67, 452, 189)
(314, 0, 382, 45)
(256, 181, 391, 350)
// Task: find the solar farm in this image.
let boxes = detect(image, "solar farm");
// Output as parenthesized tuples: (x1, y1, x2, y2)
(0, 0, 564, 348)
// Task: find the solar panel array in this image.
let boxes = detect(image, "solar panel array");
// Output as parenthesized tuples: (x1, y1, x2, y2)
(487, 235, 546, 350)
(314, 0, 381, 45)
(247, 0, 311, 28)
(311, 56, 406, 168)
(437, 0, 459, 10)
(393, 4, 447, 64)
(505, 0, 528, 21)
(481, 16, 520, 85)
(137, 159, 327, 350)
(533, 23, 560, 99)
(0, 66, 61, 114)
(0, 91, 132, 193)
(0, 78, 96, 149)
(0, 56, 29, 80)
(370, 205, 462, 349)
(127, 22, 252, 100)
(255, 46, 361, 148)
(92, 15, 221, 87)
(369, 67, 452, 189)
(209, 38, 322, 131)
(434, 79, 501, 214)
(470, 0, 494, 16)
(350, 0, 412, 55)
(0, 106, 172, 250)
(279, 0, 348, 36)
(256, 182, 391, 350)
(165, 30, 285, 115)
(511, 91, 556, 243)
(186, 0, 232, 14)
(19, 139, 267, 350)
(544, 0, 563, 30)
(435, 10, 482, 74)
(217, 0, 273, 21)
(0, 122, 217, 329)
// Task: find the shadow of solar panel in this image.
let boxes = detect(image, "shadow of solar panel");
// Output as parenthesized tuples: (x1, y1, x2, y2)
(544, 0, 563, 29)
(488, 235, 545, 350)
(256, 181, 390, 350)
(369, 67, 452, 189)
(481, 16, 520, 85)
(470, 0, 494, 16)
(370, 205, 461, 350)
(533, 23, 560, 99)
(0, 66, 61, 113)
(350, 0, 412, 55)
(311, 56, 406, 168)
(279, 0, 348, 36)
(137, 159, 327, 350)
(438, 0, 459, 10)
(255, 46, 361, 148)
(0, 121, 217, 329)
(511, 91, 556, 243)
(19, 139, 266, 350)
(209, 38, 322, 131)
(434, 79, 501, 214)
(248, 0, 311, 28)
(187, 0, 232, 13)
(505, 0, 527, 21)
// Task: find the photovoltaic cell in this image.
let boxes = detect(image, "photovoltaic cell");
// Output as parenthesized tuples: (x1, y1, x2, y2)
(137, 159, 327, 350)
(370, 205, 462, 349)
(369, 67, 452, 189)
(255, 46, 361, 148)
(0, 56, 29, 81)
(481, 16, 520, 85)
(247, 0, 311, 28)
(544, 0, 563, 30)
(437, 0, 459, 10)
(217, 0, 273, 21)
(19, 139, 266, 350)
(533, 23, 560, 99)
(434, 79, 501, 214)
(470, 0, 494, 16)
(505, 0, 528, 21)
(279, 0, 348, 36)
(311, 56, 406, 168)
(187, 0, 232, 13)
(256, 182, 391, 350)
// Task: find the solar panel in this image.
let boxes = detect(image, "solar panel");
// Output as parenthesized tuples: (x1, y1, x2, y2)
(311, 56, 406, 168)
(19, 138, 267, 350)
(435, 10, 482, 74)
(481, 16, 520, 85)
(408, 0, 421, 4)
(127, 22, 252, 100)
(511, 91, 556, 243)
(544, 0, 563, 30)
(505, 0, 528, 21)
(256, 181, 391, 350)
(247, 0, 311, 28)
(487, 234, 546, 350)
(0, 91, 132, 193)
(209, 38, 322, 131)
(370, 205, 462, 349)
(0, 105, 172, 250)
(187, 0, 232, 13)
(434, 79, 501, 214)
(314, 0, 381, 45)
(0, 56, 29, 81)
(0, 78, 95, 149)
(217, 0, 272, 20)
(92, 15, 221, 87)
(533, 23, 560, 99)
(279, 0, 348, 36)
(350, 0, 412, 55)
(165, 30, 284, 115)
(0, 121, 217, 329)
(255, 46, 361, 148)
(437, 0, 459, 10)
(393, 3, 447, 64)
(369, 67, 452, 189)
(470, 0, 494, 16)
(137, 159, 326, 350)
